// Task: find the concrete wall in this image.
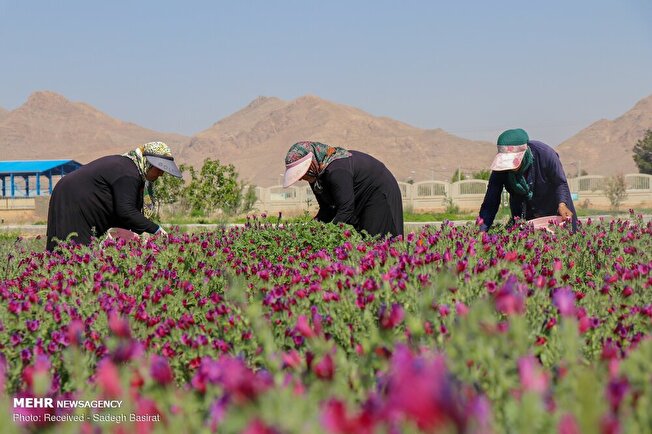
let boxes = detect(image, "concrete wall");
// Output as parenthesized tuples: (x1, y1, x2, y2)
(252, 174, 652, 215)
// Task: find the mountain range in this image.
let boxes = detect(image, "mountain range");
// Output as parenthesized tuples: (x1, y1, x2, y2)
(556, 95, 652, 176)
(1, 91, 650, 186)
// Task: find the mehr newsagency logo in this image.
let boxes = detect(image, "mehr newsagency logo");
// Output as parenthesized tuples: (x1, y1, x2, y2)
(13, 397, 161, 423)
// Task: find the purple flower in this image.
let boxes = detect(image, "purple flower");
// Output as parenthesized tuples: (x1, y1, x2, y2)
(378, 303, 404, 330)
(552, 287, 576, 317)
(494, 275, 525, 315)
(606, 377, 630, 412)
(150, 355, 174, 386)
(11, 332, 23, 346)
(25, 319, 40, 332)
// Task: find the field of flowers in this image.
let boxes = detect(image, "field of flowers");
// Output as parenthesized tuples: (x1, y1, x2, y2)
(0, 213, 651, 433)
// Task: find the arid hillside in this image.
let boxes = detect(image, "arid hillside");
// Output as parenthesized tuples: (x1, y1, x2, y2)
(0, 91, 189, 163)
(2, 91, 650, 186)
(181, 95, 496, 186)
(556, 94, 652, 175)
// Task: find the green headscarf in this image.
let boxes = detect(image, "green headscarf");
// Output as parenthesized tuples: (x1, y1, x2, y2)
(506, 147, 534, 200)
(496, 129, 534, 201)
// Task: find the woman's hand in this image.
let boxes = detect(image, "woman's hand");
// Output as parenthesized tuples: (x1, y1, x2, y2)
(558, 202, 573, 220)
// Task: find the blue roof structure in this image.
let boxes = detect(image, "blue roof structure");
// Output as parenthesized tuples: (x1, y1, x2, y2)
(0, 159, 82, 197)
(0, 160, 81, 175)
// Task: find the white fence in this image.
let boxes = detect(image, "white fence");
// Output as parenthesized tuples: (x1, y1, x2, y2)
(252, 174, 652, 215)
(2, 174, 651, 221)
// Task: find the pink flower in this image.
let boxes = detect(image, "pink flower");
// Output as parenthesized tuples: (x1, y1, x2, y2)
(0, 354, 5, 392)
(465, 395, 492, 434)
(383, 345, 464, 431)
(494, 275, 525, 315)
(578, 316, 591, 334)
(295, 315, 315, 338)
(322, 399, 356, 433)
(504, 251, 518, 261)
(518, 355, 548, 394)
(281, 350, 302, 370)
(553, 258, 563, 271)
(455, 302, 469, 317)
(601, 339, 620, 361)
(558, 413, 580, 434)
(135, 397, 161, 434)
(314, 354, 335, 381)
(67, 320, 85, 346)
(321, 399, 374, 434)
(95, 359, 123, 398)
(197, 356, 270, 402)
(108, 311, 131, 338)
(242, 419, 279, 434)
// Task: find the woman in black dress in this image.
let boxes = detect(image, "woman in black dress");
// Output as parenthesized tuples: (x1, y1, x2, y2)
(282, 141, 403, 238)
(46, 141, 182, 251)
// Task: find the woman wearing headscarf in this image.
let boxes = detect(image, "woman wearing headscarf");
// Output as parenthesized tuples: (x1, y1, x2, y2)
(478, 128, 577, 232)
(46, 141, 182, 251)
(283, 141, 403, 238)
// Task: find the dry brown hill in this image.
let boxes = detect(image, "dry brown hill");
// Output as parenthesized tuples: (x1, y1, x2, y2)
(0, 91, 189, 163)
(182, 95, 496, 186)
(8, 91, 647, 187)
(556, 94, 652, 176)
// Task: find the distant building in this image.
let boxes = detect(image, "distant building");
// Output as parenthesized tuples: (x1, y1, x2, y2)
(0, 160, 82, 197)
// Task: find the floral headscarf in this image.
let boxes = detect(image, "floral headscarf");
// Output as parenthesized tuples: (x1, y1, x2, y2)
(123, 142, 170, 219)
(285, 141, 351, 175)
(285, 142, 351, 192)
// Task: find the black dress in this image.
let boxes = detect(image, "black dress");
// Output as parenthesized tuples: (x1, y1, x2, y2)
(311, 151, 404, 237)
(46, 155, 159, 251)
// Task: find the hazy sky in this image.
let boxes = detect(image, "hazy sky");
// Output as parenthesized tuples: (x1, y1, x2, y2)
(1, 0, 651, 146)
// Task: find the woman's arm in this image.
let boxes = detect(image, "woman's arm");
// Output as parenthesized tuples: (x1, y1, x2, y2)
(323, 168, 356, 225)
(478, 171, 505, 231)
(313, 186, 336, 222)
(111, 176, 160, 234)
